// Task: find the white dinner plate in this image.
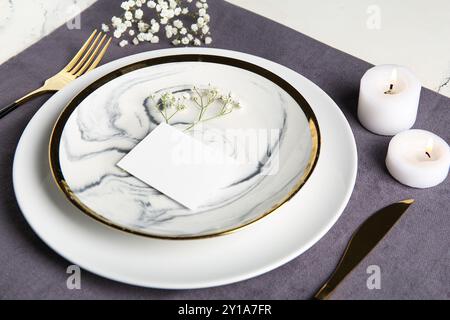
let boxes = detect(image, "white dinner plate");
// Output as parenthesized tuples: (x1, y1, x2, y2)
(50, 55, 320, 238)
(13, 48, 357, 289)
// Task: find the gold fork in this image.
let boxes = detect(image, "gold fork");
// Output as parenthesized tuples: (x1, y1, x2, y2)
(0, 30, 111, 119)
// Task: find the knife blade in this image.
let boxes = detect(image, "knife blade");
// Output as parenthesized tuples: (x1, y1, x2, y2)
(314, 199, 414, 300)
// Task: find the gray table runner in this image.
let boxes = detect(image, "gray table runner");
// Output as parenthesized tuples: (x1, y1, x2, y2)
(0, 0, 448, 299)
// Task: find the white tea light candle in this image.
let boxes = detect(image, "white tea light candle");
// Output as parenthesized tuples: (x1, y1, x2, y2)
(386, 130, 450, 188)
(358, 65, 421, 136)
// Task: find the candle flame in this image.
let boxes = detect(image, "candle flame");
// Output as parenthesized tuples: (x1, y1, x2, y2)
(425, 138, 433, 153)
(384, 68, 399, 94)
(390, 68, 398, 83)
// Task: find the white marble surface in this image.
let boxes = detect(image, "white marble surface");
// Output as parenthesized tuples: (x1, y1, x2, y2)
(0, 0, 449, 97)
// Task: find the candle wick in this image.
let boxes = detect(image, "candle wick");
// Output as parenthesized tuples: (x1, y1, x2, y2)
(425, 151, 431, 158)
(384, 83, 395, 94)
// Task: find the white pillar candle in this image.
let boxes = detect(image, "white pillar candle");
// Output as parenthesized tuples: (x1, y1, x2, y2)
(358, 64, 421, 136)
(386, 129, 450, 188)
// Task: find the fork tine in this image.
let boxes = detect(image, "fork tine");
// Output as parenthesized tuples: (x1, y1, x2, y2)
(73, 34, 108, 77)
(69, 32, 103, 75)
(64, 30, 97, 72)
(86, 37, 112, 73)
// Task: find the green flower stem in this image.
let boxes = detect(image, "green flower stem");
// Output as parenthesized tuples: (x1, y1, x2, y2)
(156, 105, 168, 123)
(200, 110, 232, 123)
(166, 109, 180, 121)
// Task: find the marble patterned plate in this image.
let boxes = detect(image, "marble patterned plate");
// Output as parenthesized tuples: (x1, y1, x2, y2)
(49, 55, 320, 239)
(14, 48, 356, 288)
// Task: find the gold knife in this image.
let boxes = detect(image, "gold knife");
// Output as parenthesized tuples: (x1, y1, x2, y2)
(314, 199, 414, 300)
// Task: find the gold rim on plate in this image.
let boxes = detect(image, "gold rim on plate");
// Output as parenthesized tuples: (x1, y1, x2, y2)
(49, 54, 321, 240)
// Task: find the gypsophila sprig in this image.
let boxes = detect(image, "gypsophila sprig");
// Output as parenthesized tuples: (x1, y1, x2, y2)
(149, 85, 241, 130)
(103, 0, 212, 47)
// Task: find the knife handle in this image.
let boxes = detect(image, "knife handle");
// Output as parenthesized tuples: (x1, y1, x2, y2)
(314, 285, 332, 300)
(313, 199, 414, 300)
(314, 273, 345, 300)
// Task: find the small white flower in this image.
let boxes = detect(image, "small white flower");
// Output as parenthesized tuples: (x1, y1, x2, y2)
(208, 86, 219, 97)
(173, 19, 183, 29)
(169, 0, 177, 9)
(117, 22, 127, 32)
(111, 0, 213, 49)
(121, 1, 130, 10)
(111, 16, 122, 27)
(101, 23, 110, 32)
(134, 9, 144, 19)
(161, 92, 174, 104)
(160, 8, 172, 18)
(124, 11, 133, 20)
(176, 103, 186, 111)
(137, 32, 146, 41)
(138, 21, 149, 32)
(160, 1, 169, 9)
(144, 32, 153, 41)
(181, 37, 189, 45)
(151, 22, 160, 33)
(223, 103, 233, 113)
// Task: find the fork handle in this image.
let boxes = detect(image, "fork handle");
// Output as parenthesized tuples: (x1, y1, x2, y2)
(0, 101, 20, 119)
(0, 87, 50, 119)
